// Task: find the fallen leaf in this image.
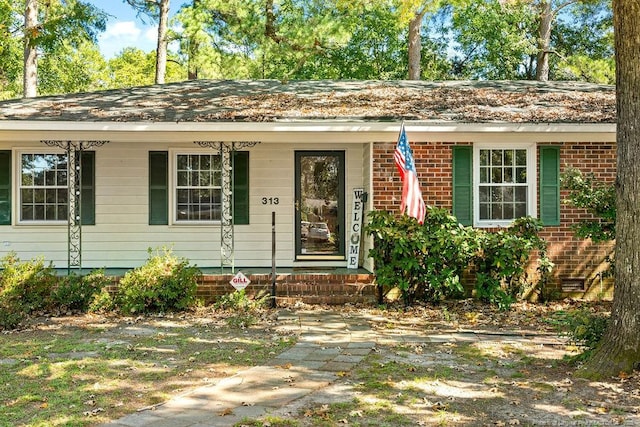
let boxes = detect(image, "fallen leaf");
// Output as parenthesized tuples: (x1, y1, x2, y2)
(218, 408, 233, 416)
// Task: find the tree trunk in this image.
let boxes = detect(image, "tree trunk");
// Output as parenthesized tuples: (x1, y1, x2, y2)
(581, 0, 640, 379)
(155, 0, 170, 84)
(407, 9, 426, 80)
(535, 0, 552, 81)
(23, 0, 38, 98)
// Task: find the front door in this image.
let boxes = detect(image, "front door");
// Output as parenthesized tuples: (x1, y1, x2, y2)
(295, 151, 345, 259)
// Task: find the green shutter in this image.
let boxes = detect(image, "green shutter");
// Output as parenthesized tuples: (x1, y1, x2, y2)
(452, 146, 473, 226)
(539, 146, 560, 226)
(80, 151, 95, 225)
(149, 151, 168, 225)
(233, 151, 250, 225)
(0, 150, 11, 225)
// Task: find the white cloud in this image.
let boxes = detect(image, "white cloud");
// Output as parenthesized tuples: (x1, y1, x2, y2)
(102, 21, 142, 40)
(98, 21, 157, 58)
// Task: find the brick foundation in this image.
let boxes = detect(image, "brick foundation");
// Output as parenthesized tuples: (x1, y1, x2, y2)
(106, 272, 377, 305)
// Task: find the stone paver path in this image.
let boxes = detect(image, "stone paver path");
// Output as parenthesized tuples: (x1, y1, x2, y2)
(101, 309, 567, 427)
(101, 309, 377, 427)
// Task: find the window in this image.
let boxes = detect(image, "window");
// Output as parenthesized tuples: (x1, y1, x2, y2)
(16, 151, 95, 225)
(453, 143, 556, 228)
(148, 151, 250, 225)
(20, 153, 69, 222)
(175, 153, 222, 222)
(477, 148, 530, 223)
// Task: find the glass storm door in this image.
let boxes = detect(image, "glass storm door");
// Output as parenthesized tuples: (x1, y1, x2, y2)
(295, 151, 345, 259)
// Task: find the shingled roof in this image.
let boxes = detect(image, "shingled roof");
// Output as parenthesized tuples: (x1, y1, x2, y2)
(0, 79, 616, 124)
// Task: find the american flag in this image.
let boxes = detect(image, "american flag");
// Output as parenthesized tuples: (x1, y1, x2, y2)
(394, 124, 426, 224)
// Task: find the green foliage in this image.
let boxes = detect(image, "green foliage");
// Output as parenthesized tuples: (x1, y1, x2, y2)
(473, 217, 549, 310)
(0, 252, 57, 329)
(214, 289, 268, 311)
(561, 167, 615, 276)
(366, 208, 475, 304)
(561, 167, 615, 243)
(451, 0, 537, 79)
(51, 269, 110, 312)
(566, 310, 609, 350)
(366, 211, 551, 309)
(88, 288, 115, 313)
(115, 247, 201, 315)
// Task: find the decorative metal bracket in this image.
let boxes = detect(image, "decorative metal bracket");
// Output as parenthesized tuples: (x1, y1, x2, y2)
(194, 141, 260, 272)
(41, 140, 109, 274)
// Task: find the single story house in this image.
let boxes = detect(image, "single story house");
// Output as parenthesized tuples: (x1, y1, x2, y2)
(0, 80, 616, 301)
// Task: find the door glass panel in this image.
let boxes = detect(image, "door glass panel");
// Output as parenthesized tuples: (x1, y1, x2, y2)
(296, 152, 343, 256)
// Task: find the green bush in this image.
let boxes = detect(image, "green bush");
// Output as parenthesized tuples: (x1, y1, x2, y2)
(214, 289, 269, 311)
(564, 309, 609, 350)
(115, 247, 201, 315)
(52, 269, 111, 312)
(366, 211, 551, 309)
(366, 208, 475, 304)
(0, 252, 58, 329)
(473, 217, 549, 310)
(88, 288, 115, 313)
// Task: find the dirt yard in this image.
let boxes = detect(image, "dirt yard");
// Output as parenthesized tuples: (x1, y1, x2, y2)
(1, 299, 638, 426)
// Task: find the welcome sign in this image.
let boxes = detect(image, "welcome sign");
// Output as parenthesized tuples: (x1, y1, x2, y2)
(347, 188, 366, 269)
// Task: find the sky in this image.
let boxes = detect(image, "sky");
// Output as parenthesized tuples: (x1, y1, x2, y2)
(87, 1, 160, 59)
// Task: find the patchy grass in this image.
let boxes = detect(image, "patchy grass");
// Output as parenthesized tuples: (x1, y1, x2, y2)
(0, 309, 295, 426)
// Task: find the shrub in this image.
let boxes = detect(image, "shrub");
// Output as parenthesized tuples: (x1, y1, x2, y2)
(561, 167, 615, 276)
(366, 208, 475, 304)
(214, 289, 269, 311)
(0, 252, 58, 329)
(88, 288, 115, 313)
(564, 309, 609, 350)
(473, 217, 549, 310)
(115, 247, 201, 315)
(366, 211, 551, 309)
(52, 269, 111, 312)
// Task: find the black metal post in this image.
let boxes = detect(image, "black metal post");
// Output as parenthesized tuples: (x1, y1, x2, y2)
(271, 211, 277, 308)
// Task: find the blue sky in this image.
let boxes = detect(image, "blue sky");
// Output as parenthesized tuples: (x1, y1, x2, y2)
(87, 1, 160, 58)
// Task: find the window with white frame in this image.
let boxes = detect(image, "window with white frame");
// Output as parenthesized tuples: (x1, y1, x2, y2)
(473, 143, 536, 227)
(20, 153, 68, 222)
(175, 153, 222, 222)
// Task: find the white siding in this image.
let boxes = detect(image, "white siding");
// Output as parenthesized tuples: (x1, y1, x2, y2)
(0, 138, 368, 269)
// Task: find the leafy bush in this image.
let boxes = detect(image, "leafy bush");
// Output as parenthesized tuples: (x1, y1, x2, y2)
(115, 247, 201, 315)
(366, 208, 475, 304)
(88, 288, 115, 313)
(473, 217, 549, 310)
(0, 252, 58, 329)
(366, 211, 551, 309)
(214, 289, 269, 311)
(561, 167, 615, 243)
(52, 269, 111, 312)
(564, 309, 609, 350)
(561, 167, 615, 276)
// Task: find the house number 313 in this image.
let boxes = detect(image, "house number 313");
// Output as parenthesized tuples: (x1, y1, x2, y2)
(261, 197, 279, 205)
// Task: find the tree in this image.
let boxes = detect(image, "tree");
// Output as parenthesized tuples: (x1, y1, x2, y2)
(449, 0, 613, 81)
(23, 0, 37, 97)
(533, 0, 610, 81)
(400, 0, 442, 80)
(174, 0, 374, 80)
(582, 0, 640, 378)
(19, 0, 107, 98)
(0, 1, 23, 99)
(124, 0, 171, 84)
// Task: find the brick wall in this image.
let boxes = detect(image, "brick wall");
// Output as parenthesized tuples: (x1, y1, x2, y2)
(372, 140, 615, 299)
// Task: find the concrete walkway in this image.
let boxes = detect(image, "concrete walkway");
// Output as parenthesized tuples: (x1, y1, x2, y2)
(100, 310, 378, 427)
(101, 309, 566, 427)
